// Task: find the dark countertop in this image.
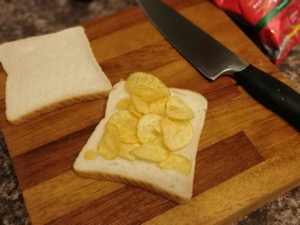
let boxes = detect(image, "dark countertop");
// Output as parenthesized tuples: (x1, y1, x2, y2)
(0, 0, 299, 224)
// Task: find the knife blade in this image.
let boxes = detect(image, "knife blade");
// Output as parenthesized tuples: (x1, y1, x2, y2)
(137, 0, 300, 130)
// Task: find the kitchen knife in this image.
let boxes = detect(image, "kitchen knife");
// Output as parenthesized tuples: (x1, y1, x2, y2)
(137, 0, 300, 130)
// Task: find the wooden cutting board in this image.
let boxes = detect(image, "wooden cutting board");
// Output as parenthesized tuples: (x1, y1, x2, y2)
(1, 0, 300, 224)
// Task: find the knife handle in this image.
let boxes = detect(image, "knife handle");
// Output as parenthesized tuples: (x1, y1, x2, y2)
(233, 64, 300, 130)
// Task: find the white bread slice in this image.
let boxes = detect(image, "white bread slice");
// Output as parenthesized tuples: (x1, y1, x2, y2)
(0, 26, 112, 125)
(73, 80, 207, 203)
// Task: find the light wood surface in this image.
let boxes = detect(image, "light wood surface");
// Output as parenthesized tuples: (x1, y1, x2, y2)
(0, 0, 299, 224)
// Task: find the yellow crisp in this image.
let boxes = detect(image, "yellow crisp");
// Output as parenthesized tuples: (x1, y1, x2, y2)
(166, 96, 194, 120)
(162, 117, 194, 151)
(132, 143, 169, 162)
(116, 98, 130, 110)
(149, 97, 168, 116)
(137, 113, 163, 144)
(131, 94, 149, 114)
(125, 72, 170, 102)
(127, 99, 142, 118)
(158, 154, 192, 174)
(98, 123, 120, 160)
(119, 143, 140, 160)
(84, 150, 98, 160)
(108, 110, 139, 143)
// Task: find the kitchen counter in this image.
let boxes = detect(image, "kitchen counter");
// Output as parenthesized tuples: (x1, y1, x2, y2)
(0, 0, 299, 224)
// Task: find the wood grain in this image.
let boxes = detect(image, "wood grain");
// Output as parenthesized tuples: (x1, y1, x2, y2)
(0, 0, 299, 224)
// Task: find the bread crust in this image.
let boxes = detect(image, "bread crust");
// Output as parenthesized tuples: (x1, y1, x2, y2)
(6, 91, 109, 125)
(74, 169, 189, 204)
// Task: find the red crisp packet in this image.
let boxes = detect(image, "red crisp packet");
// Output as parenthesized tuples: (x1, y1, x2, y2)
(214, 0, 300, 65)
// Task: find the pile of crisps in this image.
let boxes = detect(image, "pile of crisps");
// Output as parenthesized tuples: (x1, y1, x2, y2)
(85, 72, 195, 174)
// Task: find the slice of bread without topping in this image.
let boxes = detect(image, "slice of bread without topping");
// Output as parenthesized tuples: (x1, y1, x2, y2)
(0, 26, 112, 125)
(73, 80, 207, 203)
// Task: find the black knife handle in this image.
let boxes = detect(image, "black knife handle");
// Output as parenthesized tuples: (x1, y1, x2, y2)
(233, 64, 300, 130)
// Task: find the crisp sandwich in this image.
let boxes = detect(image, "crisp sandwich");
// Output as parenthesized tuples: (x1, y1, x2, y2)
(73, 72, 207, 203)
